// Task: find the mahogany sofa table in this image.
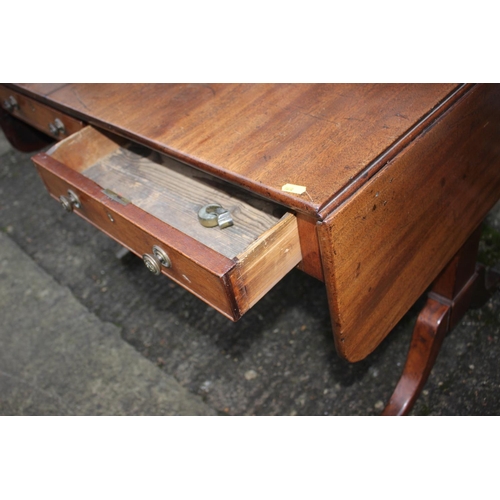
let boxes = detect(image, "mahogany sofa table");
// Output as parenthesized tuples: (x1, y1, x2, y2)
(2, 83, 500, 415)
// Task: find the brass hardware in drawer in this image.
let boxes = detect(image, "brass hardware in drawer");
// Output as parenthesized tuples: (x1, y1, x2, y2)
(198, 203, 234, 229)
(31, 126, 302, 320)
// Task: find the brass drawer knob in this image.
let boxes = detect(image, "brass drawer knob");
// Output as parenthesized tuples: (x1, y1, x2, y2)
(49, 117, 66, 136)
(143, 245, 171, 275)
(3, 95, 19, 112)
(143, 253, 162, 275)
(59, 189, 81, 212)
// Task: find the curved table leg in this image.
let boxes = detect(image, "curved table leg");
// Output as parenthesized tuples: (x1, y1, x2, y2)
(382, 299, 450, 416)
(382, 224, 490, 416)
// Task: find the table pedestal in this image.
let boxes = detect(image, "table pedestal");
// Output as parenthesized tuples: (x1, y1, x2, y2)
(383, 225, 500, 415)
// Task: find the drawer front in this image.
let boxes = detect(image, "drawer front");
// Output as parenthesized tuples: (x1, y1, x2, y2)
(34, 156, 239, 319)
(31, 126, 302, 320)
(0, 85, 84, 140)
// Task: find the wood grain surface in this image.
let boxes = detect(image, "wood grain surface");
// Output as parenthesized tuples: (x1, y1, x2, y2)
(83, 143, 284, 260)
(230, 213, 302, 315)
(8, 83, 461, 216)
(318, 84, 500, 362)
(49, 126, 286, 260)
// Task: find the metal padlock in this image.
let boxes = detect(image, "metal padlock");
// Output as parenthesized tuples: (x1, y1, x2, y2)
(198, 203, 234, 229)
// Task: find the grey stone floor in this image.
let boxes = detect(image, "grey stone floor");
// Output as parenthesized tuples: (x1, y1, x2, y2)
(1, 129, 499, 416)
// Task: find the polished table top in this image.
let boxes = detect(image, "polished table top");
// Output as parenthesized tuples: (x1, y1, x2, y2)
(8, 83, 462, 218)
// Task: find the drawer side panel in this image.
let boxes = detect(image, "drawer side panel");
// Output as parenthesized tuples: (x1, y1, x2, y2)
(229, 213, 302, 315)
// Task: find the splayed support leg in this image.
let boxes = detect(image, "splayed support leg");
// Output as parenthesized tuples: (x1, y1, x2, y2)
(382, 224, 499, 416)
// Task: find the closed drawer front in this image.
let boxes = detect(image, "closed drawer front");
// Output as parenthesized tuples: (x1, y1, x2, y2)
(32, 126, 302, 320)
(0, 85, 84, 140)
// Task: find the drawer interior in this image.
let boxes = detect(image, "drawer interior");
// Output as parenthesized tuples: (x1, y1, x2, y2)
(37, 126, 302, 319)
(48, 126, 286, 259)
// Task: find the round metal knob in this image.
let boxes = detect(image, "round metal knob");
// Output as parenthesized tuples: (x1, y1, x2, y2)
(59, 189, 81, 212)
(152, 245, 171, 268)
(49, 118, 66, 136)
(59, 195, 73, 212)
(143, 246, 171, 275)
(143, 253, 162, 275)
(3, 95, 18, 112)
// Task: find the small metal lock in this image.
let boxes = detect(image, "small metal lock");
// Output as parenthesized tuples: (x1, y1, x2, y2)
(59, 189, 81, 212)
(3, 95, 19, 112)
(198, 204, 233, 229)
(143, 245, 171, 275)
(49, 118, 66, 136)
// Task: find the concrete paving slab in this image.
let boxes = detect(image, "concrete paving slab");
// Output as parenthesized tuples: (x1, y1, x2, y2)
(0, 232, 216, 415)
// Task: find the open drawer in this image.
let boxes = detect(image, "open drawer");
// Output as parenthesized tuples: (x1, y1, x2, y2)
(31, 126, 302, 320)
